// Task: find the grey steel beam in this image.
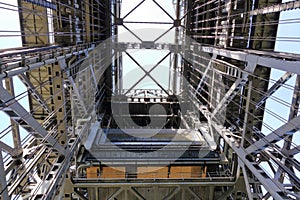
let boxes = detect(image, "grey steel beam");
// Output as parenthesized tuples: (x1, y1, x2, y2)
(4, 137, 35, 175)
(0, 151, 9, 200)
(3, 42, 299, 79)
(73, 181, 235, 187)
(0, 85, 66, 156)
(153, 186, 159, 200)
(99, 41, 300, 74)
(163, 187, 180, 200)
(108, 187, 123, 200)
(2, 43, 300, 75)
(125, 51, 169, 95)
(264, 150, 300, 187)
(125, 188, 128, 200)
(124, 21, 173, 24)
(0, 45, 92, 72)
(250, 0, 300, 16)
(122, 0, 146, 19)
(152, 0, 174, 21)
(245, 115, 300, 154)
(186, 186, 201, 200)
(179, 0, 192, 24)
(8, 146, 47, 196)
(262, 193, 272, 200)
(241, 80, 253, 146)
(29, 117, 92, 199)
(18, 73, 51, 113)
(282, 75, 300, 157)
(216, 186, 235, 200)
(3, 78, 22, 151)
(286, 146, 300, 156)
(74, 188, 88, 200)
(273, 74, 300, 187)
(196, 55, 216, 92)
(288, 75, 300, 121)
(193, 100, 290, 199)
(65, 69, 88, 115)
(89, 64, 97, 87)
(181, 186, 186, 200)
(208, 186, 214, 200)
(196, 45, 300, 75)
(0, 46, 94, 79)
(211, 76, 247, 118)
(153, 26, 175, 43)
(256, 72, 293, 109)
(171, 0, 181, 94)
(122, 24, 143, 42)
(240, 156, 255, 199)
(0, 141, 14, 155)
(124, 52, 171, 95)
(130, 187, 146, 200)
(192, 50, 257, 118)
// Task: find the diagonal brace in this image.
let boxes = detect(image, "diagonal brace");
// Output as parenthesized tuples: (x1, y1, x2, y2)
(0, 85, 66, 155)
(245, 114, 300, 154)
(286, 145, 300, 156)
(0, 141, 14, 156)
(125, 51, 169, 95)
(163, 187, 181, 200)
(122, 24, 143, 42)
(123, 0, 146, 19)
(130, 187, 146, 200)
(211, 76, 247, 118)
(256, 72, 293, 109)
(124, 52, 171, 95)
(152, 0, 174, 20)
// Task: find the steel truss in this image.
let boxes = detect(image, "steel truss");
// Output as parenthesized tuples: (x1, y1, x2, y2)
(0, 0, 299, 200)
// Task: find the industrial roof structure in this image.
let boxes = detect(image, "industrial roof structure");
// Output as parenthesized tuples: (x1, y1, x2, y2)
(0, 0, 300, 199)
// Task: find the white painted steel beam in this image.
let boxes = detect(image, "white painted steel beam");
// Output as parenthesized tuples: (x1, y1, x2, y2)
(245, 115, 300, 154)
(256, 72, 293, 109)
(192, 98, 291, 199)
(0, 85, 66, 156)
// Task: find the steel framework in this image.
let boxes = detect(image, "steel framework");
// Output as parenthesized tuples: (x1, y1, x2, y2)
(0, 0, 300, 199)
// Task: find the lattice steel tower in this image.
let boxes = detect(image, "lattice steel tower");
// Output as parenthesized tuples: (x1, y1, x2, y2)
(0, 0, 300, 199)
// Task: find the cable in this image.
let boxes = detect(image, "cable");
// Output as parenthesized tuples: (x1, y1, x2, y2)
(188, 80, 300, 192)
(0, 1, 108, 44)
(185, 58, 300, 154)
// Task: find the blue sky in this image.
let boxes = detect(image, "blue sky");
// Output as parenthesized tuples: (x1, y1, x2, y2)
(260, 0, 300, 180)
(262, 3, 300, 142)
(0, 0, 22, 49)
(0, 0, 24, 147)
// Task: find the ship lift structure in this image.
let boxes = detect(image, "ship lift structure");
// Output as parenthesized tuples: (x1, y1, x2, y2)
(0, 0, 300, 199)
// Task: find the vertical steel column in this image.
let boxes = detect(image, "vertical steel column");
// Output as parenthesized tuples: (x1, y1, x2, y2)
(4, 78, 22, 151)
(0, 151, 9, 200)
(172, 0, 181, 94)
